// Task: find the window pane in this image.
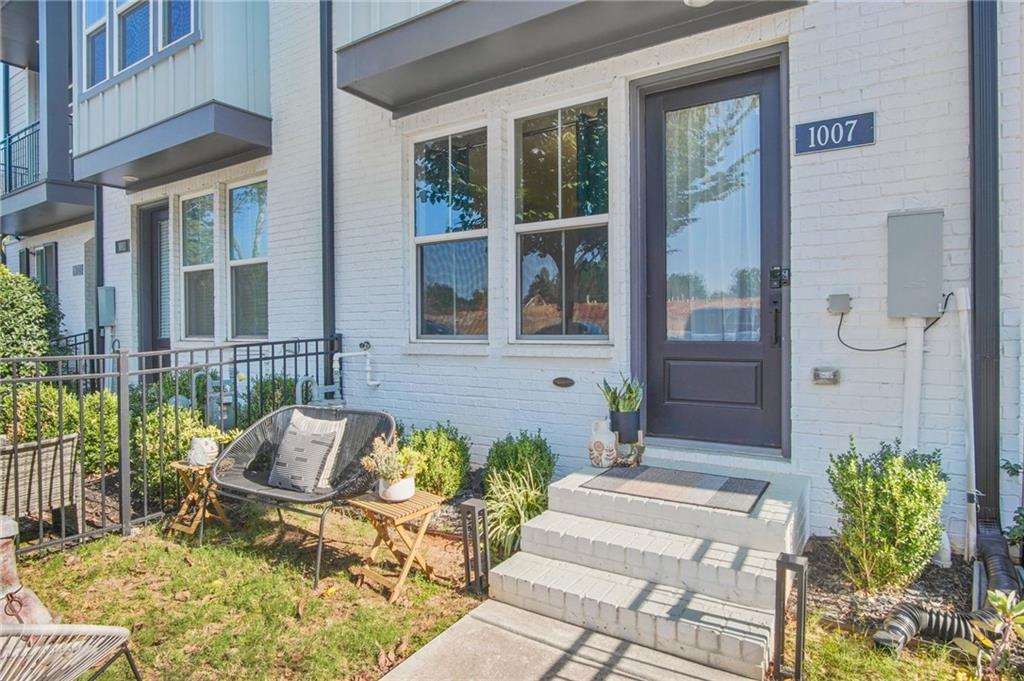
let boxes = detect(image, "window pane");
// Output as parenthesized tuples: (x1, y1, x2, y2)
(419, 238, 487, 337)
(520, 231, 562, 335)
(566, 226, 608, 335)
(229, 181, 268, 260)
(184, 269, 214, 337)
(664, 94, 761, 342)
(182, 194, 213, 266)
(85, 0, 106, 26)
(516, 111, 559, 223)
(561, 101, 608, 218)
(232, 263, 268, 337)
(87, 29, 107, 87)
(120, 1, 150, 69)
(415, 138, 450, 237)
(450, 129, 487, 231)
(164, 0, 191, 43)
(520, 227, 608, 336)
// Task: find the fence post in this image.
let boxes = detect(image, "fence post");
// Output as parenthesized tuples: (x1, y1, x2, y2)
(117, 350, 132, 536)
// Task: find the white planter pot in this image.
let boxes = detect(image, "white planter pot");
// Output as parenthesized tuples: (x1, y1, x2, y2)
(377, 476, 416, 502)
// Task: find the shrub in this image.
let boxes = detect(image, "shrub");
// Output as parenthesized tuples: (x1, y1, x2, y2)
(408, 422, 470, 498)
(486, 466, 548, 558)
(234, 375, 309, 428)
(0, 383, 79, 442)
(484, 431, 556, 491)
(80, 390, 120, 474)
(0, 268, 62, 374)
(827, 438, 948, 591)
(130, 405, 239, 497)
(129, 370, 207, 418)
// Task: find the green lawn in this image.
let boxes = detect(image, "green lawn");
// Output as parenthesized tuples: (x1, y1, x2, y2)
(20, 506, 479, 681)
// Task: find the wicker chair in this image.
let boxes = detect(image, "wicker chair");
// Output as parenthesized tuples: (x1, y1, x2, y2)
(209, 405, 395, 587)
(0, 624, 142, 681)
(0, 434, 83, 534)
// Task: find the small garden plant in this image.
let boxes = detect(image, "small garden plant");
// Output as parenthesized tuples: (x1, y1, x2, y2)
(598, 373, 644, 412)
(954, 589, 1024, 680)
(827, 437, 947, 591)
(484, 431, 557, 558)
(361, 436, 421, 484)
(405, 422, 470, 499)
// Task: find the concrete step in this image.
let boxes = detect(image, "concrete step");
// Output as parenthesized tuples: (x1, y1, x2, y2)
(521, 511, 778, 609)
(490, 552, 773, 680)
(549, 464, 808, 554)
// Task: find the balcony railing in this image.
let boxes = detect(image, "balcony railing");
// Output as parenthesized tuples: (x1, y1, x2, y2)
(0, 121, 40, 195)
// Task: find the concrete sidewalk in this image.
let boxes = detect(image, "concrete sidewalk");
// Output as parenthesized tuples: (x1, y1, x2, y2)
(382, 600, 748, 681)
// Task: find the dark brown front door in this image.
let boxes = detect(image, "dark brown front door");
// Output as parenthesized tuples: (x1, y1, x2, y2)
(139, 206, 171, 354)
(644, 68, 784, 448)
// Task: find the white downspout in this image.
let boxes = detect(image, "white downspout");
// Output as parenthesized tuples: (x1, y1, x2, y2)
(956, 287, 977, 561)
(901, 317, 926, 451)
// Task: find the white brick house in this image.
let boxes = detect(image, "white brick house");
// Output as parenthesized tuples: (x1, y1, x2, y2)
(3, 0, 1021, 556)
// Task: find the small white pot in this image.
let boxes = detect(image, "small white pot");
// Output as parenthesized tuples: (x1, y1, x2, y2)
(377, 476, 416, 502)
(588, 419, 617, 468)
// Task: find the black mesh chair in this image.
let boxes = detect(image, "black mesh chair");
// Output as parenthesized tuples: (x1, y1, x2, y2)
(206, 405, 395, 587)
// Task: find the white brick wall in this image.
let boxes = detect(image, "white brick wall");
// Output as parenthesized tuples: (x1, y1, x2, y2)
(7, 221, 94, 336)
(331, 0, 1021, 547)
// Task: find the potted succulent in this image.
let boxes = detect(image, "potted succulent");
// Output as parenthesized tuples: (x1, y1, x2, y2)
(361, 436, 422, 502)
(599, 374, 644, 445)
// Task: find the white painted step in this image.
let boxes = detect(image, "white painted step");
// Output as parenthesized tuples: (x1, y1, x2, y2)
(521, 510, 778, 609)
(490, 552, 773, 680)
(549, 466, 807, 554)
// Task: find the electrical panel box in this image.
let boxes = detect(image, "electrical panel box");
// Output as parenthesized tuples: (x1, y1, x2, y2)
(887, 209, 943, 318)
(97, 286, 116, 326)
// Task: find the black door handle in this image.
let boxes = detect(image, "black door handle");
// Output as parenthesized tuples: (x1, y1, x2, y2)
(770, 298, 782, 347)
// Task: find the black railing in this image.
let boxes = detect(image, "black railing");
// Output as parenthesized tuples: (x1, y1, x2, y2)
(55, 330, 95, 358)
(1, 121, 41, 195)
(0, 335, 343, 554)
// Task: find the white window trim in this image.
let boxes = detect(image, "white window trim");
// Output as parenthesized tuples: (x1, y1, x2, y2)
(179, 189, 216, 341)
(114, 0, 153, 74)
(505, 95, 613, 345)
(226, 176, 269, 341)
(406, 123, 490, 344)
(158, 0, 194, 50)
(83, 3, 108, 88)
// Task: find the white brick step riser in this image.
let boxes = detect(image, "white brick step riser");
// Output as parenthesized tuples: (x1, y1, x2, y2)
(490, 553, 771, 680)
(520, 513, 777, 610)
(547, 484, 798, 554)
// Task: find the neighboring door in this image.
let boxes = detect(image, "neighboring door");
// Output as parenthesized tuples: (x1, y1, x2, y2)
(644, 67, 784, 448)
(139, 206, 171, 355)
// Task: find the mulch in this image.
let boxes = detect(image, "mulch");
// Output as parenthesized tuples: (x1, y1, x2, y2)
(803, 536, 973, 631)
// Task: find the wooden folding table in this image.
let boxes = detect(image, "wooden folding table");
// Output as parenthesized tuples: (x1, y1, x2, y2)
(349, 490, 442, 603)
(167, 461, 231, 535)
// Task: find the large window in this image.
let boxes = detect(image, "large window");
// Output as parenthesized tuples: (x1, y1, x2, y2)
(229, 181, 268, 338)
(413, 129, 487, 338)
(514, 100, 609, 338)
(84, 0, 108, 88)
(117, 0, 151, 71)
(181, 193, 214, 338)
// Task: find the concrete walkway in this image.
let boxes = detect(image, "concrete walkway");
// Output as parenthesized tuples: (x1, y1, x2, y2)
(382, 600, 748, 681)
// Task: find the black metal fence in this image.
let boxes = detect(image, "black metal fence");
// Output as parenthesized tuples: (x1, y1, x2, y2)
(1, 121, 40, 195)
(55, 330, 95, 358)
(0, 335, 342, 554)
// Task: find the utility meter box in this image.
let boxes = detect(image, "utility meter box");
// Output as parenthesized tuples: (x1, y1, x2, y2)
(97, 286, 116, 326)
(887, 209, 943, 318)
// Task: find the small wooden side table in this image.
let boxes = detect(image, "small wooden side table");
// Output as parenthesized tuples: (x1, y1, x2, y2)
(349, 489, 442, 604)
(168, 461, 230, 535)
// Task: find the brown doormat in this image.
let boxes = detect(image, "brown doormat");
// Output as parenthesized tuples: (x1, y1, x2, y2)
(582, 465, 770, 514)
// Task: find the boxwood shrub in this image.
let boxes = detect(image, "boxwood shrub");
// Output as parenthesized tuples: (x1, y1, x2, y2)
(484, 430, 557, 491)
(0, 268, 62, 375)
(407, 422, 470, 499)
(0, 383, 79, 442)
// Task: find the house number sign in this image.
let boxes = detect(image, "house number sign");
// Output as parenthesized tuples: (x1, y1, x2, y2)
(795, 112, 874, 154)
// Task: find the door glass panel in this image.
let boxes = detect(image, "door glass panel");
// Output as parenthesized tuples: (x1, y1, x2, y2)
(664, 94, 761, 342)
(156, 218, 170, 339)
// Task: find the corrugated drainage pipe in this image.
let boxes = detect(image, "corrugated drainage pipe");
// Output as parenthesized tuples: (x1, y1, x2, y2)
(872, 521, 1020, 652)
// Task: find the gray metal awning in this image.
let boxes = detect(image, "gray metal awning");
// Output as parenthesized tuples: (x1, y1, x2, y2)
(0, 0, 39, 70)
(73, 101, 272, 190)
(1, 180, 93, 237)
(336, 0, 803, 117)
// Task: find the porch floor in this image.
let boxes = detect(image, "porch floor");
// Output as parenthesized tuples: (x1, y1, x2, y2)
(381, 599, 747, 681)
